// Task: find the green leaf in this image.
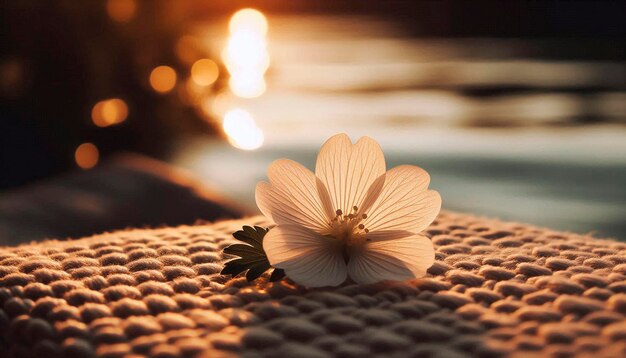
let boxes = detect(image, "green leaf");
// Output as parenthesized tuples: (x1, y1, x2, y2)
(221, 225, 285, 282)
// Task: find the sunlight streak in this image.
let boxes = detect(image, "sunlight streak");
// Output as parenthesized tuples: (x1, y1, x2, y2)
(224, 9, 269, 98)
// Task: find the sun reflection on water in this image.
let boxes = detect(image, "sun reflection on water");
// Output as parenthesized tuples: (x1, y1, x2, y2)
(222, 108, 264, 150)
(215, 8, 269, 151)
(224, 9, 269, 99)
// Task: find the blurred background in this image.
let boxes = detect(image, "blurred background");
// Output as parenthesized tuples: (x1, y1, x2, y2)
(1, 0, 625, 243)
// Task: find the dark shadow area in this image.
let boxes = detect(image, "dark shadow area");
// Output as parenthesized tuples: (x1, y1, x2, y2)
(0, 154, 243, 245)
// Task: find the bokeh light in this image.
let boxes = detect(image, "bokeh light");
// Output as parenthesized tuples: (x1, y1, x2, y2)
(106, 0, 137, 23)
(75, 143, 99, 169)
(224, 33, 270, 71)
(91, 98, 128, 127)
(229, 8, 268, 36)
(149, 66, 177, 93)
(222, 109, 264, 150)
(224, 9, 269, 98)
(191, 59, 219, 86)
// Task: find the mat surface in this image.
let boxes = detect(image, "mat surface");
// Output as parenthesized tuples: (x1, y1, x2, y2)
(0, 212, 625, 357)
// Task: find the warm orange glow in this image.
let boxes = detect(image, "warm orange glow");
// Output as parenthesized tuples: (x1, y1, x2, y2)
(106, 0, 137, 23)
(149, 66, 177, 93)
(178, 78, 205, 105)
(210, 90, 233, 117)
(198, 96, 214, 117)
(225, 8, 269, 98)
(223, 109, 264, 150)
(191, 59, 219, 86)
(175, 36, 199, 65)
(91, 98, 128, 127)
(75, 143, 99, 169)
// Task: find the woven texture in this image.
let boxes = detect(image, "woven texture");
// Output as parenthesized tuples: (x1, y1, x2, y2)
(0, 211, 625, 358)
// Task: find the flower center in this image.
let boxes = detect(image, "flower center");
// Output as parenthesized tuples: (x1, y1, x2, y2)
(328, 206, 370, 250)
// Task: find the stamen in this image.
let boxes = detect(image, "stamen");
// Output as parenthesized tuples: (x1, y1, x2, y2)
(329, 206, 370, 243)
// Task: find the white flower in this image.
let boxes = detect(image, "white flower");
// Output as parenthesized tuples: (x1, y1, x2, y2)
(256, 134, 441, 287)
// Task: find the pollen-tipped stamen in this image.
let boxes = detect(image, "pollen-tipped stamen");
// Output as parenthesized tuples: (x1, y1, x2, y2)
(329, 207, 370, 241)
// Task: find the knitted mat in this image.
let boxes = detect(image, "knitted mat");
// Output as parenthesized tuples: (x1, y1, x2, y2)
(0, 211, 625, 358)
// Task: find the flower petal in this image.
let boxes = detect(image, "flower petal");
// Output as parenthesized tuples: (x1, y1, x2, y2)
(256, 159, 334, 232)
(315, 134, 386, 216)
(356, 173, 386, 218)
(362, 165, 441, 236)
(347, 234, 434, 284)
(264, 225, 347, 287)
